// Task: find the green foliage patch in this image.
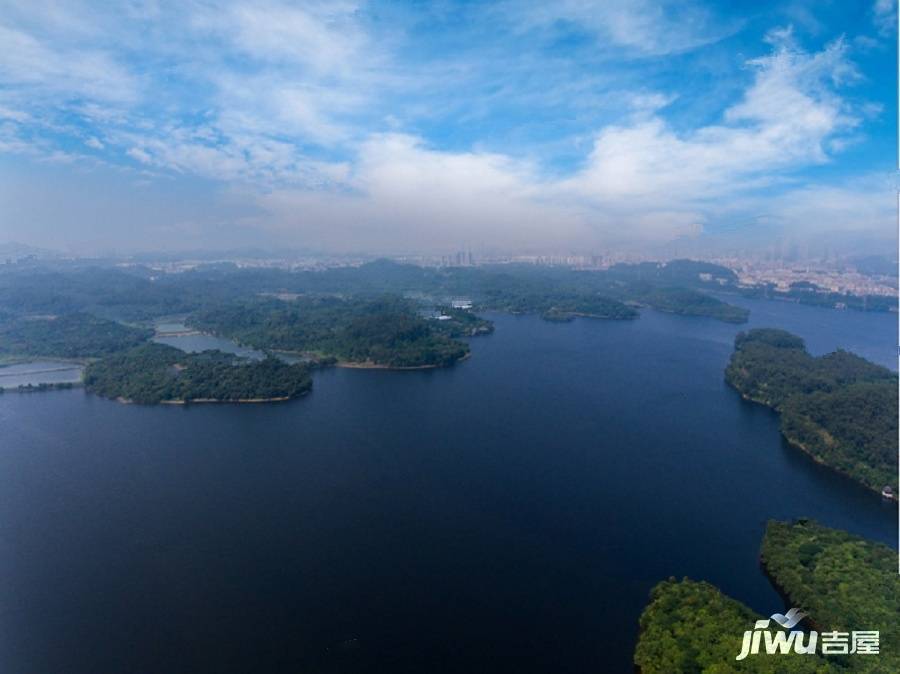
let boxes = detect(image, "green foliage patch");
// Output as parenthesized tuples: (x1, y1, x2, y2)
(634, 578, 835, 673)
(760, 519, 900, 672)
(725, 329, 897, 494)
(0, 312, 152, 359)
(188, 296, 474, 368)
(84, 343, 312, 404)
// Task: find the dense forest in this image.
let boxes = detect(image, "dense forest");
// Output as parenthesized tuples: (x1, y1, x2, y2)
(1, 257, 890, 334)
(725, 329, 897, 496)
(635, 520, 898, 672)
(737, 283, 896, 313)
(0, 259, 749, 325)
(761, 519, 900, 671)
(492, 291, 638, 322)
(634, 579, 834, 673)
(188, 296, 476, 368)
(629, 284, 748, 322)
(0, 267, 200, 321)
(84, 343, 312, 404)
(0, 312, 152, 359)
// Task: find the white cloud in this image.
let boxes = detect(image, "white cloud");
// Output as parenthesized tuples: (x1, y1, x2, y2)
(0, 23, 138, 104)
(126, 147, 152, 164)
(296, 36, 882, 250)
(507, 0, 740, 56)
(176, 33, 888, 253)
(563, 36, 859, 208)
(211, 74, 364, 145)
(119, 123, 349, 190)
(0, 104, 31, 123)
(766, 174, 897, 236)
(217, 2, 367, 74)
(0, 2, 891, 254)
(873, 0, 896, 34)
(251, 133, 592, 252)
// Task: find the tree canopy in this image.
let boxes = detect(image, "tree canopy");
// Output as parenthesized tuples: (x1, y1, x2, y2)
(635, 520, 900, 672)
(726, 329, 897, 495)
(634, 578, 835, 673)
(0, 312, 152, 359)
(84, 343, 312, 404)
(188, 296, 476, 368)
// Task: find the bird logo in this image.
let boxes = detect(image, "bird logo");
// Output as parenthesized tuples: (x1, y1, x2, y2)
(754, 607, 807, 630)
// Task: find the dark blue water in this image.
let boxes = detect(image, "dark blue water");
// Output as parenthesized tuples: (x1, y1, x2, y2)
(0, 304, 895, 674)
(711, 292, 897, 369)
(0, 361, 83, 388)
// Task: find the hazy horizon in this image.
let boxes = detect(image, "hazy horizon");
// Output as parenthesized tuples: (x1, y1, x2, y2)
(0, 1, 896, 257)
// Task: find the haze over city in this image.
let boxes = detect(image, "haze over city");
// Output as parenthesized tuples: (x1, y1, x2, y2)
(0, 0, 896, 256)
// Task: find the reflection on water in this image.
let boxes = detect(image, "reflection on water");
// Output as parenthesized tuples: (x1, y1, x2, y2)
(153, 320, 265, 360)
(153, 334, 265, 359)
(0, 361, 84, 388)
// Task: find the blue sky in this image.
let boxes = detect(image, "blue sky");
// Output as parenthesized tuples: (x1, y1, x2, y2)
(0, 0, 896, 255)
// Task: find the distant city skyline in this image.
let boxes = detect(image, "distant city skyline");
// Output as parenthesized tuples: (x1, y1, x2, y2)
(0, 0, 896, 255)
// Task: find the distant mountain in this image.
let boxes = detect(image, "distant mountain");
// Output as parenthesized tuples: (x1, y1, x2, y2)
(606, 258, 738, 286)
(0, 242, 59, 260)
(127, 247, 335, 262)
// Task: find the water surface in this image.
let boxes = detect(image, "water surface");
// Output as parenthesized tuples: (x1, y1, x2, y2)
(0, 361, 83, 389)
(0, 302, 895, 674)
(153, 333, 265, 360)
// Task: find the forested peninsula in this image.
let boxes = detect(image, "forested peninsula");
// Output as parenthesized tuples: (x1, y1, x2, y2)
(634, 579, 833, 673)
(635, 520, 900, 673)
(725, 329, 897, 497)
(187, 297, 482, 369)
(0, 258, 749, 326)
(0, 258, 752, 404)
(84, 343, 312, 404)
(761, 519, 900, 657)
(0, 312, 151, 360)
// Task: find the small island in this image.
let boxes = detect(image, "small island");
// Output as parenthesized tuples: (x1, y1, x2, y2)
(0, 260, 753, 404)
(187, 296, 482, 369)
(84, 343, 312, 404)
(634, 579, 831, 673)
(725, 329, 897, 498)
(635, 520, 900, 672)
(761, 519, 900, 648)
(631, 285, 749, 323)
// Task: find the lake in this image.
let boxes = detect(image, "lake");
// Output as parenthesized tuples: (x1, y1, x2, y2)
(0, 301, 895, 673)
(0, 360, 84, 389)
(153, 321, 266, 360)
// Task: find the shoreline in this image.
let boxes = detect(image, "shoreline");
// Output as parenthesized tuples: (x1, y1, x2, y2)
(159, 395, 296, 404)
(570, 311, 638, 321)
(2, 381, 82, 393)
(781, 432, 897, 502)
(0, 365, 85, 377)
(0, 356, 91, 367)
(336, 360, 441, 370)
(336, 350, 471, 370)
(758, 543, 831, 632)
(112, 392, 307, 405)
(154, 330, 204, 338)
(727, 379, 897, 502)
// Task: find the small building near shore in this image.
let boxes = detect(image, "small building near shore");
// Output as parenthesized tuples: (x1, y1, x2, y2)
(451, 298, 473, 310)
